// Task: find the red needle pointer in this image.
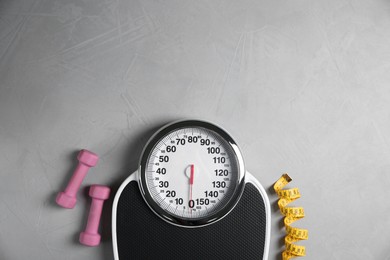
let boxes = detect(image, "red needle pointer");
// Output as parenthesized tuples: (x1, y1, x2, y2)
(189, 164, 194, 213)
(190, 164, 195, 185)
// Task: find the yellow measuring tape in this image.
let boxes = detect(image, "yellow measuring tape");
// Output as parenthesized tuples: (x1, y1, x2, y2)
(274, 174, 308, 259)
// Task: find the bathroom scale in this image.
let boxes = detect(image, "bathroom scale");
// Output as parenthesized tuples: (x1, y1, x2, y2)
(112, 120, 271, 259)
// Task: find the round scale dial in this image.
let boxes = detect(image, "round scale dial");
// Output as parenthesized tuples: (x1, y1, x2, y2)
(139, 120, 245, 227)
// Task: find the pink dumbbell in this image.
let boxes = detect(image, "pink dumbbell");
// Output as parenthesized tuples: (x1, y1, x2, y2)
(56, 149, 99, 209)
(79, 185, 110, 246)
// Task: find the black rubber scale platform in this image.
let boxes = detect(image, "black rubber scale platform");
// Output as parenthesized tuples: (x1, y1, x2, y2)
(116, 181, 267, 259)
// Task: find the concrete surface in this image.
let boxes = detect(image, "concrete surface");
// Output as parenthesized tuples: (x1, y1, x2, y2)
(1, 0, 390, 259)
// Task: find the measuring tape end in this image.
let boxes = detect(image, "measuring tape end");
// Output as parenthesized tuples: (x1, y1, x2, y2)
(282, 173, 292, 182)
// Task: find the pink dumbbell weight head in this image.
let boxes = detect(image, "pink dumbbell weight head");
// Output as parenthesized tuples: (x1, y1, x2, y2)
(80, 185, 110, 246)
(56, 149, 99, 208)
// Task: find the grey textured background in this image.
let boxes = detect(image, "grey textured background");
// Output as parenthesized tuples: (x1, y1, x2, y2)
(1, 0, 390, 259)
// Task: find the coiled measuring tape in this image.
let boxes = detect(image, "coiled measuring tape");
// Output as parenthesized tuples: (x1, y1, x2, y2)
(274, 174, 308, 259)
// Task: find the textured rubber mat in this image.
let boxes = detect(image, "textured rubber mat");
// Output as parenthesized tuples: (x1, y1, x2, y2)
(116, 181, 267, 260)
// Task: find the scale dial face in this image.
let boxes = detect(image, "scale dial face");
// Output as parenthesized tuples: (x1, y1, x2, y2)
(139, 120, 245, 227)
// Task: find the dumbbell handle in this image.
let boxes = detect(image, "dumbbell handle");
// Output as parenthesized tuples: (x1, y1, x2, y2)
(84, 199, 104, 234)
(64, 163, 90, 197)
